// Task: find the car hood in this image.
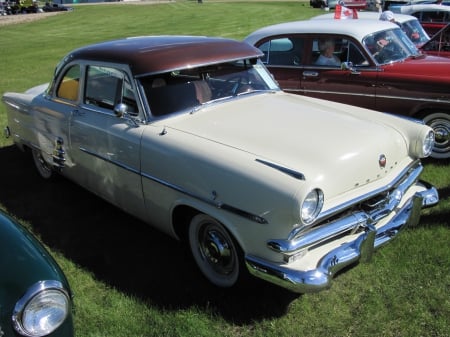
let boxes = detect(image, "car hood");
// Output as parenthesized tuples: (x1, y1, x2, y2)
(162, 92, 410, 197)
(390, 54, 450, 76)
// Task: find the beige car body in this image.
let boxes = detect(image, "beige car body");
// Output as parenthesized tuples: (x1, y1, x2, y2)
(2, 36, 439, 293)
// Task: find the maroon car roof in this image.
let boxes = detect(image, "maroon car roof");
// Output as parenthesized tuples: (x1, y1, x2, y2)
(63, 35, 263, 77)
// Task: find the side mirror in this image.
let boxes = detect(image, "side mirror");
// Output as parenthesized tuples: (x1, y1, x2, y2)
(341, 61, 353, 70)
(114, 103, 139, 127)
(341, 62, 360, 75)
(114, 103, 128, 118)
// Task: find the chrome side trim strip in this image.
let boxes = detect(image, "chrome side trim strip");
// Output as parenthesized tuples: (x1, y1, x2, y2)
(255, 158, 305, 180)
(141, 171, 268, 224)
(286, 89, 450, 105)
(79, 147, 140, 174)
(79, 147, 268, 224)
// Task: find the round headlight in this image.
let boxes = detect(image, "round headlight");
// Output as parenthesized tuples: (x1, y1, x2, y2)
(301, 189, 324, 225)
(13, 280, 70, 337)
(411, 129, 435, 158)
(422, 130, 435, 158)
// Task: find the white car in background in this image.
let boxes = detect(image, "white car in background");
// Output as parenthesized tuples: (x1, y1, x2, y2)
(312, 11, 430, 46)
(390, 3, 450, 35)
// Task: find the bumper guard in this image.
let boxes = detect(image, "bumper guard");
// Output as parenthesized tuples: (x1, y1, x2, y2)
(245, 184, 439, 293)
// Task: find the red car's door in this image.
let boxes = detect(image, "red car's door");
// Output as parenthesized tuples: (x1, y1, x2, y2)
(259, 35, 379, 110)
(299, 66, 378, 110)
(299, 37, 378, 110)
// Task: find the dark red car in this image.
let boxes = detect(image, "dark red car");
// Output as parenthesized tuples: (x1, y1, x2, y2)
(245, 19, 450, 159)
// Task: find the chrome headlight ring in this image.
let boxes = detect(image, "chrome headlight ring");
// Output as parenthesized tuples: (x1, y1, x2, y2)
(301, 189, 324, 225)
(12, 280, 71, 337)
(411, 129, 435, 158)
(422, 130, 435, 158)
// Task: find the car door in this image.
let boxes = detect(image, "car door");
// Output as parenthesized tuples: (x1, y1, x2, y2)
(258, 34, 378, 110)
(300, 36, 378, 110)
(68, 64, 147, 219)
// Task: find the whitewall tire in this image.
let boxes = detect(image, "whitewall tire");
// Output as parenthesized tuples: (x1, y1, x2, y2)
(188, 214, 241, 288)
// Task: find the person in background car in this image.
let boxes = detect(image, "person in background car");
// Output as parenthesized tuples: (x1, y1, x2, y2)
(379, 10, 401, 27)
(315, 39, 341, 66)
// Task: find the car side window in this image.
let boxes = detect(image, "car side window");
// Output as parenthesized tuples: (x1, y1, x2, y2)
(342, 41, 369, 67)
(84, 66, 138, 115)
(419, 11, 447, 23)
(258, 37, 304, 66)
(56, 65, 80, 101)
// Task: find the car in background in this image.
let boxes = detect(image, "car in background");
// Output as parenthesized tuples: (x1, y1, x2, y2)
(42, 2, 73, 12)
(421, 22, 450, 56)
(2, 36, 439, 293)
(0, 210, 74, 337)
(244, 19, 450, 159)
(310, 0, 367, 9)
(390, 4, 450, 36)
(312, 11, 430, 46)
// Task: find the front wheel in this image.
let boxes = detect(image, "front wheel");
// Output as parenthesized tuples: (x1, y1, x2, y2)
(32, 148, 53, 179)
(423, 112, 450, 159)
(188, 214, 242, 288)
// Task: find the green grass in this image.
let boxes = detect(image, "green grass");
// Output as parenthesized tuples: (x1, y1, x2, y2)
(0, 2, 449, 337)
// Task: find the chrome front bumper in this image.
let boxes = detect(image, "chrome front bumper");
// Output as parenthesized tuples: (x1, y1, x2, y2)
(245, 183, 439, 293)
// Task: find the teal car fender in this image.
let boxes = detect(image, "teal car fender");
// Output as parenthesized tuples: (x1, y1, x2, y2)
(0, 211, 74, 337)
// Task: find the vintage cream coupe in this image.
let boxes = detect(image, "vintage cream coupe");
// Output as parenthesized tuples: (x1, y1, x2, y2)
(2, 36, 439, 293)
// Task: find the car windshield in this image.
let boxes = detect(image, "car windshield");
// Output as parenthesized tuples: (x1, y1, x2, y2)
(401, 19, 430, 46)
(139, 59, 279, 117)
(363, 27, 420, 64)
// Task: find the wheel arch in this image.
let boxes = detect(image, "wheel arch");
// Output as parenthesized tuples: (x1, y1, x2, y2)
(171, 204, 246, 252)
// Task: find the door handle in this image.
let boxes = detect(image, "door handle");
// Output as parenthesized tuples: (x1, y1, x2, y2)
(302, 71, 319, 77)
(72, 109, 85, 116)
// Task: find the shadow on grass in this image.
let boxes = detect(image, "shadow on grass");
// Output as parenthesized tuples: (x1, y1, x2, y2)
(0, 145, 299, 324)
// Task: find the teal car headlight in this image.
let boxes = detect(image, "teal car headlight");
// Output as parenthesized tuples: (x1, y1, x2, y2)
(12, 280, 70, 337)
(301, 189, 324, 225)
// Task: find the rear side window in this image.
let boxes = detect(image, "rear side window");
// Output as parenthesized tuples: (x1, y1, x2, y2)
(56, 65, 80, 101)
(258, 37, 304, 66)
(415, 10, 449, 23)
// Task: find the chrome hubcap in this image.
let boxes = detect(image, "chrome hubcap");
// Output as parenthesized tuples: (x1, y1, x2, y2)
(429, 118, 450, 156)
(200, 228, 233, 275)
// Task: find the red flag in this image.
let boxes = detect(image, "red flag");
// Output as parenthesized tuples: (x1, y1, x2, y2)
(334, 4, 358, 20)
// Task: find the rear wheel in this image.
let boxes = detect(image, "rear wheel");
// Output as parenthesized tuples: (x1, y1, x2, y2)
(32, 148, 53, 179)
(188, 214, 242, 288)
(423, 112, 450, 159)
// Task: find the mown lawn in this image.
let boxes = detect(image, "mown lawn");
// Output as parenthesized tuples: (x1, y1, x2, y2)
(0, 2, 449, 337)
